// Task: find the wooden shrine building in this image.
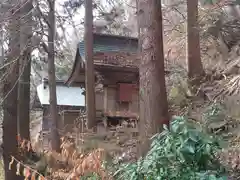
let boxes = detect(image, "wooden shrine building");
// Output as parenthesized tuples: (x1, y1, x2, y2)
(66, 33, 139, 123)
(34, 78, 85, 133)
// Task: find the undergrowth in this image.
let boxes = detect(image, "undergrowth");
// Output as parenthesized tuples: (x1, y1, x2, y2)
(113, 116, 227, 180)
(15, 114, 233, 180)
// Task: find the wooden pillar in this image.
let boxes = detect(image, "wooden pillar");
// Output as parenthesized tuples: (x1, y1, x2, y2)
(84, 0, 96, 129)
(103, 86, 108, 113)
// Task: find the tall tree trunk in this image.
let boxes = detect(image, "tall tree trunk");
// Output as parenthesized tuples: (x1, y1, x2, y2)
(137, 0, 169, 157)
(18, 0, 33, 140)
(136, 0, 141, 51)
(85, 0, 96, 129)
(0, 24, 4, 96)
(187, 0, 205, 84)
(0, 25, 3, 67)
(47, 0, 60, 152)
(3, 3, 20, 180)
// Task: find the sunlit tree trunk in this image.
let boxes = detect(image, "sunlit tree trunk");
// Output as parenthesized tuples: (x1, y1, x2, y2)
(137, 0, 170, 156)
(47, 0, 61, 152)
(187, 0, 205, 85)
(85, 0, 96, 130)
(2, 2, 20, 179)
(18, 0, 33, 140)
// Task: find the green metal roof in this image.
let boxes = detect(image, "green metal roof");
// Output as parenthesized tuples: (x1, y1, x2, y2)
(78, 33, 138, 58)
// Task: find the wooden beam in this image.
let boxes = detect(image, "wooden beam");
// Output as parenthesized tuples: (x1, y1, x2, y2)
(95, 64, 138, 73)
(84, 0, 96, 129)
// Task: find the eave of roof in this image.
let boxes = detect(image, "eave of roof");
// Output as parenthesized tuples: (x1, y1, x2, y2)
(65, 33, 139, 85)
(92, 33, 138, 41)
(37, 83, 85, 106)
(65, 48, 81, 85)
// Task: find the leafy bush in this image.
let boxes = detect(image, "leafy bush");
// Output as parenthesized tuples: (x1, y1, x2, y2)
(114, 116, 227, 180)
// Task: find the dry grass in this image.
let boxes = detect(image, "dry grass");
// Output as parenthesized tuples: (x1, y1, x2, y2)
(43, 135, 114, 179)
(11, 120, 138, 180)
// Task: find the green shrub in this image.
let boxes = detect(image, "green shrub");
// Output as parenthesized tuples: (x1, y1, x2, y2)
(114, 116, 227, 180)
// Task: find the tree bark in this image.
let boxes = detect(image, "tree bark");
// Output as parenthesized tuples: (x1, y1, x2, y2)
(137, 0, 170, 157)
(47, 0, 60, 152)
(84, 0, 96, 129)
(187, 0, 205, 84)
(18, 0, 33, 140)
(2, 3, 21, 180)
(0, 25, 3, 68)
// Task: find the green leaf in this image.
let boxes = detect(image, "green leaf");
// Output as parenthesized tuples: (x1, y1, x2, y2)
(208, 174, 217, 180)
(218, 176, 228, 180)
(163, 124, 168, 131)
(205, 144, 211, 154)
(182, 144, 195, 154)
(188, 130, 199, 142)
(130, 171, 137, 180)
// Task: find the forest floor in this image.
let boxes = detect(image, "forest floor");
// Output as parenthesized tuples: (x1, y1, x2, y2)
(26, 71, 240, 179)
